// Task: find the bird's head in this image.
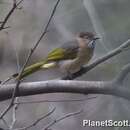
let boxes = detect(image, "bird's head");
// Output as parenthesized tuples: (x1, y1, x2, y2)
(77, 32, 100, 49)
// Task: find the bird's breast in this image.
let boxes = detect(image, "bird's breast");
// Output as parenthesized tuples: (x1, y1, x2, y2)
(76, 47, 93, 64)
(58, 47, 94, 74)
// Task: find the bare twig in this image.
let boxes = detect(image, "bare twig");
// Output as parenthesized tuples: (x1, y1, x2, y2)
(0, 0, 24, 31)
(0, 0, 61, 119)
(10, 98, 19, 130)
(10, 35, 21, 130)
(2, 118, 10, 129)
(43, 109, 83, 130)
(62, 39, 130, 80)
(114, 63, 130, 84)
(15, 107, 56, 130)
(0, 80, 21, 119)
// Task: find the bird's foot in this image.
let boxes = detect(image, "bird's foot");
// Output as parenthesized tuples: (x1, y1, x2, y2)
(62, 72, 73, 80)
(66, 73, 73, 80)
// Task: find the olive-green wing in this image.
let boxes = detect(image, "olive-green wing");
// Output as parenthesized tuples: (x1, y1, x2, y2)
(47, 41, 79, 61)
(12, 41, 79, 79)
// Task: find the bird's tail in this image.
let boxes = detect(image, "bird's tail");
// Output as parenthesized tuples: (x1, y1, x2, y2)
(1, 61, 56, 85)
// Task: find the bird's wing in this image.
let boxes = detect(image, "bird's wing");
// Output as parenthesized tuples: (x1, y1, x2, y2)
(47, 41, 79, 61)
(10, 41, 79, 79)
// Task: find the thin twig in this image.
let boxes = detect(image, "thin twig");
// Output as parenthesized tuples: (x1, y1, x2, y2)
(43, 109, 83, 130)
(0, 0, 61, 119)
(10, 32, 21, 130)
(0, 80, 21, 119)
(0, 0, 24, 31)
(15, 107, 56, 130)
(10, 97, 19, 130)
(2, 118, 10, 129)
(114, 63, 130, 84)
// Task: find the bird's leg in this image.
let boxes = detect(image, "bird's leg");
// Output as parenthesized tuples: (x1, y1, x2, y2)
(65, 71, 73, 80)
(73, 66, 86, 76)
(80, 66, 85, 72)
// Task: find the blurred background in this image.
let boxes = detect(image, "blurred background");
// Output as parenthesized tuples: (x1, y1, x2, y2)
(0, 0, 130, 129)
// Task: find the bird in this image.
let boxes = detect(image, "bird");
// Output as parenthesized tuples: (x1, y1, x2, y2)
(1, 32, 99, 84)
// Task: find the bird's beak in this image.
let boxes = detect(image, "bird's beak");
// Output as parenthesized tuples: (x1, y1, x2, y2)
(93, 37, 100, 41)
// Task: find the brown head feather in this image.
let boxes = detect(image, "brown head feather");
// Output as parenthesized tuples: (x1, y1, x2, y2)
(78, 32, 95, 40)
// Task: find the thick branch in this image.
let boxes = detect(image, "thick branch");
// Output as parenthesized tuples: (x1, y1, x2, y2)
(0, 80, 130, 101)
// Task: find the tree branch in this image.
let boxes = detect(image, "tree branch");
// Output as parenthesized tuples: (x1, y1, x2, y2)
(15, 107, 56, 130)
(0, 0, 61, 119)
(0, 79, 129, 101)
(43, 109, 83, 130)
(114, 63, 130, 84)
(62, 39, 130, 80)
(0, 0, 24, 31)
(9, 97, 19, 130)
